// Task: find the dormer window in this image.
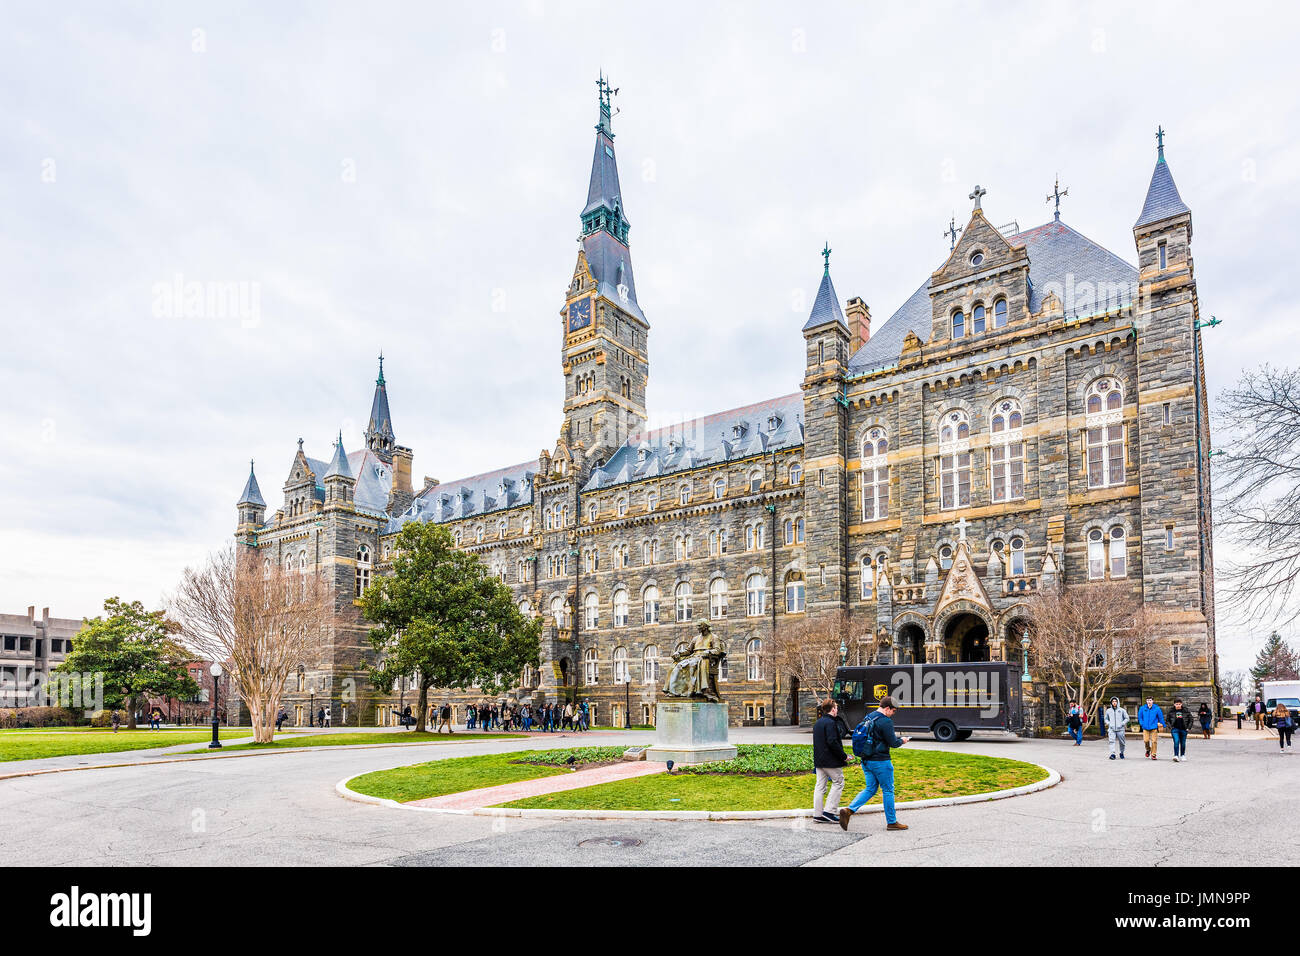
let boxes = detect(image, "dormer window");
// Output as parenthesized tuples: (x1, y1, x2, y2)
(767, 413, 782, 432)
(732, 422, 747, 439)
(970, 251, 985, 267)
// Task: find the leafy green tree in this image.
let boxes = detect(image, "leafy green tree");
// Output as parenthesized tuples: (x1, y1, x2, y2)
(360, 521, 541, 731)
(53, 598, 199, 728)
(1250, 631, 1299, 684)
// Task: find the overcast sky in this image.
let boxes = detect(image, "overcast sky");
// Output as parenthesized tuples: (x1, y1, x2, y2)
(2, 1, 1296, 673)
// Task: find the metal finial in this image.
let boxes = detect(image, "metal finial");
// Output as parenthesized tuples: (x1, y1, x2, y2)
(944, 215, 962, 251)
(377, 352, 385, 385)
(821, 242, 832, 276)
(1156, 126, 1166, 160)
(1046, 176, 1069, 221)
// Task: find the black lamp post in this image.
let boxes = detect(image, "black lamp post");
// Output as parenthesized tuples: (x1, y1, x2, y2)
(624, 672, 631, 728)
(208, 662, 223, 749)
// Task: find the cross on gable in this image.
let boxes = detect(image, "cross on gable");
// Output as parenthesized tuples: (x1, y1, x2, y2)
(969, 185, 987, 210)
(955, 516, 969, 541)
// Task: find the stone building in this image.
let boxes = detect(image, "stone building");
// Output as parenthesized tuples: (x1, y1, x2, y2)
(0, 607, 81, 708)
(235, 86, 1216, 728)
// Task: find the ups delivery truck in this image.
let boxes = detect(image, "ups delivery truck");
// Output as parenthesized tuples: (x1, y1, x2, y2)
(833, 662, 1024, 742)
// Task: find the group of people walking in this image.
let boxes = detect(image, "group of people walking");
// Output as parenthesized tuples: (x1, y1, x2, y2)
(461, 700, 590, 733)
(1101, 696, 1208, 761)
(811, 697, 911, 833)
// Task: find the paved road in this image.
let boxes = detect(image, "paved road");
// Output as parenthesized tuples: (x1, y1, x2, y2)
(0, 727, 1293, 866)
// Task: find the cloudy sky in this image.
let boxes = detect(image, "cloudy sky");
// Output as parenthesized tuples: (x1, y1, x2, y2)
(2, 1, 1296, 672)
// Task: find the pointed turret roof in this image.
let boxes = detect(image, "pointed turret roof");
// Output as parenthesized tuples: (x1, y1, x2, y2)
(803, 245, 847, 331)
(365, 354, 395, 452)
(1135, 130, 1190, 229)
(237, 460, 265, 507)
(325, 431, 353, 480)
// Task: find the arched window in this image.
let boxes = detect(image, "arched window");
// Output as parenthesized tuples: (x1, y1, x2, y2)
(1086, 379, 1125, 489)
(643, 645, 660, 684)
(990, 399, 1025, 503)
(708, 530, 718, 555)
(784, 571, 805, 613)
(616, 497, 628, 517)
(789, 463, 803, 485)
(475, 525, 484, 543)
(551, 595, 567, 628)
(713, 477, 726, 500)
(861, 427, 890, 521)
(993, 297, 1008, 329)
(642, 540, 653, 565)
(299, 549, 308, 599)
(613, 646, 629, 684)
(746, 573, 766, 617)
(498, 519, 507, 539)
(1009, 536, 1025, 576)
(588, 503, 597, 523)
(746, 638, 764, 680)
(952, 310, 966, 339)
(613, 587, 629, 627)
(674, 535, 690, 561)
(454, 529, 462, 546)
(939, 544, 954, 570)
(748, 470, 763, 494)
(519, 599, 532, 617)
(796, 517, 805, 543)
(709, 578, 728, 619)
(643, 586, 660, 625)
(522, 515, 531, 534)
(646, 490, 658, 511)
(860, 556, 875, 600)
(938, 411, 972, 510)
(355, 545, 371, 597)
(675, 582, 693, 622)
(783, 518, 794, 546)
(679, 484, 691, 506)
(1110, 526, 1127, 578)
(584, 592, 599, 629)
(1088, 529, 1106, 580)
(584, 648, 598, 684)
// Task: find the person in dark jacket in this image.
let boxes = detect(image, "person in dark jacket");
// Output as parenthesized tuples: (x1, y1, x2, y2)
(839, 696, 911, 832)
(1197, 702, 1213, 739)
(812, 699, 849, 824)
(1065, 700, 1085, 745)
(1167, 698, 1191, 762)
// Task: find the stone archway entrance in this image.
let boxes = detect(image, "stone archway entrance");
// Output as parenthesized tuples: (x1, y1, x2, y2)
(897, 623, 926, 664)
(944, 613, 990, 662)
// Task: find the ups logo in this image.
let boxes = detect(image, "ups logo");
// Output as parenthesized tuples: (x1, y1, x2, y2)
(872, 684, 888, 701)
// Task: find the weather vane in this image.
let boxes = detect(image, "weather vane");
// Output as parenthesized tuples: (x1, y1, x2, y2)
(944, 214, 962, 251)
(1046, 176, 1068, 221)
(821, 241, 832, 275)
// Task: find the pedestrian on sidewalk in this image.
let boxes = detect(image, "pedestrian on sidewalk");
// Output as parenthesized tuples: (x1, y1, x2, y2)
(838, 696, 910, 832)
(1138, 696, 1164, 760)
(1197, 702, 1213, 740)
(1104, 697, 1128, 760)
(1065, 700, 1085, 746)
(148, 707, 162, 731)
(1248, 694, 1266, 729)
(812, 700, 849, 825)
(111, 710, 121, 733)
(1274, 702, 1294, 753)
(438, 703, 452, 734)
(401, 705, 412, 731)
(1167, 698, 1190, 762)
(275, 707, 287, 732)
(323, 707, 331, 728)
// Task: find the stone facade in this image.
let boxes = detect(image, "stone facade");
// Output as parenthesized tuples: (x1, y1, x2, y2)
(234, 91, 1217, 729)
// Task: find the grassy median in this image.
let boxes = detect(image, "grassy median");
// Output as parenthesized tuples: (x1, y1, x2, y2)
(0, 728, 256, 762)
(194, 731, 523, 753)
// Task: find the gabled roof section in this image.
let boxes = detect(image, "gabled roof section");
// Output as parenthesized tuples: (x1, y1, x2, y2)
(386, 460, 537, 533)
(583, 393, 805, 491)
(803, 270, 847, 332)
(583, 129, 625, 221)
(1135, 147, 1190, 230)
(581, 230, 644, 321)
(237, 461, 265, 508)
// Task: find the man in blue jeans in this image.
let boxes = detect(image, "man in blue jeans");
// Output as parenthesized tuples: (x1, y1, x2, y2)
(839, 696, 911, 832)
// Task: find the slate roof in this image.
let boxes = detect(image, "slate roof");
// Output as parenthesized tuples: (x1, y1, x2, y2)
(297, 447, 393, 518)
(847, 219, 1138, 375)
(366, 372, 394, 446)
(1135, 153, 1190, 229)
(583, 393, 805, 492)
(324, 433, 353, 480)
(582, 229, 644, 321)
(386, 460, 538, 533)
(802, 271, 847, 332)
(237, 463, 265, 508)
(583, 130, 625, 221)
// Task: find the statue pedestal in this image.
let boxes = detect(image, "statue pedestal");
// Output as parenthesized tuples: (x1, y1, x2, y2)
(645, 701, 736, 765)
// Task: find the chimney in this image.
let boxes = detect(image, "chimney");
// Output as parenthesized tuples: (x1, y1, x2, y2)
(423, 476, 440, 491)
(27, 606, 35, 625)
(392, 445, 413, 496)
(845, 297, 871, 354)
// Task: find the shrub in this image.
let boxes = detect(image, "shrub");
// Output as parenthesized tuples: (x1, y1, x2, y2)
(12, 707, 80, 728)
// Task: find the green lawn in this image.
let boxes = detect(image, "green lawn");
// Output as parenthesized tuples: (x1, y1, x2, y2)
(346, 750, 575, 802)
(190, 731, 523, 754)
(0, 728, 257, 762)
(498, 749, 1049, 811)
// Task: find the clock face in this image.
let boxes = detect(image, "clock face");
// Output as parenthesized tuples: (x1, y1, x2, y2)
(567, 297, 592, 332)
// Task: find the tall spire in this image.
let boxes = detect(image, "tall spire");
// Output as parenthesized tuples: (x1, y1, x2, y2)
(578, 75, 643, 320)
(365, 354, 395, 458)
(803, 247, 847, 332)
(325, 431, 353, 480)
(1135, 126, 1190, 230)
(237, 459, 265, 507)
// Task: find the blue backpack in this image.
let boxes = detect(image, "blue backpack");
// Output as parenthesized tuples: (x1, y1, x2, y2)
(851, 713, 881, 759)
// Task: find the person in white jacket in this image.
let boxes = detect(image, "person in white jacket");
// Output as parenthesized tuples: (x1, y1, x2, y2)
(1104, 697, 1129, 760)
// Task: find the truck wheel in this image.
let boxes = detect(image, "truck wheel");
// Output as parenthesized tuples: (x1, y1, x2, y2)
(933, 720, 957, 743)
(955, 729, 973, 741)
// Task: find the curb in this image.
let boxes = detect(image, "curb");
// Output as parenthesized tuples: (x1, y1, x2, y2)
(335, 763, 1062, 821)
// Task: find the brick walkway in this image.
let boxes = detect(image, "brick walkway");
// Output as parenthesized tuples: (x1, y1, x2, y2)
(410, 760, 668, 810)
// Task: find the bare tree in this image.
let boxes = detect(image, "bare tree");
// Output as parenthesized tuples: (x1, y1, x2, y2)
(765, 612, 868, 701)
(1215, 365, 1300, 624)
(171, 544, 331, 743)
(1220, 668, 1247, 707)
(1027, 581, 1159, 723)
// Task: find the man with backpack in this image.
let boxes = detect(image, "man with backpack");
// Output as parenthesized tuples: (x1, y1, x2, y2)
(838, 696, 910, 832)
(812, 699, 849, 825)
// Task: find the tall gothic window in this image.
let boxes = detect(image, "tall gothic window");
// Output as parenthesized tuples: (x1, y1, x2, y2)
(675, 582, 693, 622)
(551, 595, 567, 629)
(990, 399, 1025, 502)
(861, 427, 890, 520)
(1110, 526, 1127, 578)
(860, 555, 875, 600)
(713, 477, 726, 500)
(613, 646, 629, 684)
(709, 578, 728, 619)
(584, 592, 599, 629)
(643, 645, 660, 684)
(643, 585, 660, 625)
(789, 462, 803, 484)
(784, 571, 805, 613)
(1009, 536, 1025, 576)
(584, 648, 598, 685)
(952, 310, 966, 339)
(938, 411, 972, 510)
(1088, 529, 1106, 580)
(355, 545, 371, 598)
(746, 638, 764, 680)
(972, 302, 987, 334)
(1085, 378, 1125, 488)
(993, 297, 1008, 328)
(746, 573, 766, 617)
(613, 587, 629, 627)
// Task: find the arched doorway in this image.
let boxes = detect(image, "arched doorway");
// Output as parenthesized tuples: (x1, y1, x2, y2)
(944, 613, 990, 662)
(897, 623, 925, 664)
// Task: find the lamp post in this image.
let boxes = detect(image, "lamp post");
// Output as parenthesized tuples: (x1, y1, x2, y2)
(208, 662, 223, 749)
(1020, 636, 1032, 682)
(624, 671, 631, 729)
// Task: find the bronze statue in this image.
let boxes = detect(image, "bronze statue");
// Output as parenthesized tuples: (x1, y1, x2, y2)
(663, 621, 727, 702)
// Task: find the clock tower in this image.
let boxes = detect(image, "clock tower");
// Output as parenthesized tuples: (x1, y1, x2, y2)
(560, 75, 648, 469)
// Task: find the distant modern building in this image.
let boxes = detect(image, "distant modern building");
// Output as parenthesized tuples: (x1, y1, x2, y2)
(0, 607, 81, 708)
(235, 84, 1217, 728)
